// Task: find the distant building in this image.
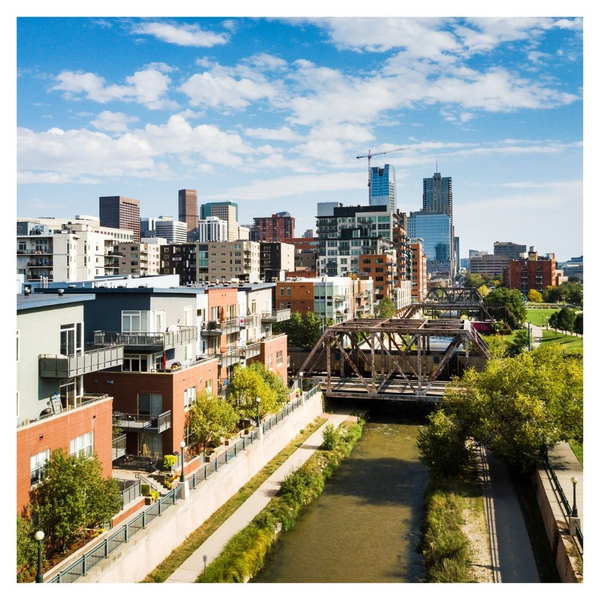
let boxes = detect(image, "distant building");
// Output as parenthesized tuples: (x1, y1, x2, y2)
(155, 216, 187, 244)
(198, 216, 228, 243)
(252, 212, 295, 242)
(99, 196, 140, 242)
(200, 201, 238, 242)
(259, 242, 295, 282)
(207, 240, 260, 282)
(359, 253, 397, 303)
(494, 241, 527, 259)
(178, 189, 199, 236)
(469, 254, 510, 279)
(303, 229, 315, 238)
(113, 241, 162, 276)
(370, 164, 396, 212)
(503, 247, 556, 293)
(410, 240, 428, 302)
(407, 210, 453, 280)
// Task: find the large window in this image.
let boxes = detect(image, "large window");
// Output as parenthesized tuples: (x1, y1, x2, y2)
(60, 323, 82, 356)
(30, 450, 50, 486)
(122, 311, 142, 332)
(184, 386, 197, 409)
(70, 431, 94, 458)
(276, 350, 283, 366)
(138, 393, 163, 416)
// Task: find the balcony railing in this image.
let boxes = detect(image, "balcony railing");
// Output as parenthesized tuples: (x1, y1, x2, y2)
(200, 318, 240, 336)
(39, 346, 124, 378)
(241, 313, 261, 328)
(94, 327, 197, 351)
(113, 410, 172, 433)
(261, 309, 291, 323)
(112, 434, 127, 461)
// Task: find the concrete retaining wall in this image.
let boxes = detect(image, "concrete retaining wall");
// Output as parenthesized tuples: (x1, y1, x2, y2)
(78, 392, 324, 583)
(532, 467, 583, 582)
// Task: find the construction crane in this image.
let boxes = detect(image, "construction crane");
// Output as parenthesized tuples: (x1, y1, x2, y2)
(356, 147, 410, 193)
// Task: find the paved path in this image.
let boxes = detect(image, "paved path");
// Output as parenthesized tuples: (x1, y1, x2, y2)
(166, 409, 353, 583)
(547, 442, 583, 530)
(483, 448, 540, 583)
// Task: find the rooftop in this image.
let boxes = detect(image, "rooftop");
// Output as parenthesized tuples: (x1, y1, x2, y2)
(17, 292, 95, 312)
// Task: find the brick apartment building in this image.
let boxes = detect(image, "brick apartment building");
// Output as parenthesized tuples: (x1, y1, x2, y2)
(252, 212, 295, 242)
(503, 247, 557, 293)
(410, 240, 428, 302)
(359, 253, 396, 302)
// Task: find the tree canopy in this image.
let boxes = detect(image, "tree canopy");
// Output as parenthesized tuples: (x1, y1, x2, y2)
(528, 289, 543, 303)
(28, 449, 122, 552)
(484, 287, 527, 329)
(187, 390, 239, 451)
(374, 296, 396, 318)
(273, 311, 333, 348)
(543, 281, 583, 306)
(549, 306, 577, 333)
(418, 344, 583, 474)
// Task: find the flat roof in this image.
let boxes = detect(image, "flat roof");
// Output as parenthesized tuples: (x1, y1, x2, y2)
(17, 293, 96, 312)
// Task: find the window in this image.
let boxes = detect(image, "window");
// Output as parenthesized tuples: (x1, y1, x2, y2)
(184, 386, 197, 408)
(267, 355, 273, 370)
(122, 311, 142, 332)
(287, 287, 291, 296)
(276, 350, 283, 366)
(139, 393, 163, 415)
(16, 330, 19, 362)
(60, 323, 82, 355)
(280, 287, 285, 296)
(70, 431, 94, 458)
(30, 450, 50, 486)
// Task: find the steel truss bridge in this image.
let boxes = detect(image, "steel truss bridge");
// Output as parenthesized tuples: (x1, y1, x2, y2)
(398, 287, 493, 320)
(298, 317, 490, 402)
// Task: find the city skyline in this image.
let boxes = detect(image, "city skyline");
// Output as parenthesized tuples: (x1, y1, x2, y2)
(16, 13, 583, 261)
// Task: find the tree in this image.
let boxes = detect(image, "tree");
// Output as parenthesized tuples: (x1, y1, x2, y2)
(543, 285, 567, 304)
(574, 313, 583, 335)
(374, 296, 396, 318)
(528, 289, 543, 303)
(17, 514, 44, 582)
(464, 272, 485, 289)
(273, 311, 333, 348)
(549, 306, 577, 333)
(484, 287, 527, 329)
(187, 390, 239, 451)
(477, 284, 490, 298)
(424, 345, 583, 473)
(509, 328, 530, 355)
(29, 449, 122, 552)
(227, 363, 281, 423)
(250, 361, 289, 406)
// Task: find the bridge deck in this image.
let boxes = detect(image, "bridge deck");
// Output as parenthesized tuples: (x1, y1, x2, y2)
(321, 376, 448, 402)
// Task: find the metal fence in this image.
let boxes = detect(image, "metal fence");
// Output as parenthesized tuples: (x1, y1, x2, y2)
(544, 452, 583, 551)
(46, 384, 321, 583)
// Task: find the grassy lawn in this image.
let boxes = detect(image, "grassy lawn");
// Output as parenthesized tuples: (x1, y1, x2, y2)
(141, 416, 327, 583)
(540, 330, 583, 351)
(526, 308, 558, 327)
(569, 440, 583, 466)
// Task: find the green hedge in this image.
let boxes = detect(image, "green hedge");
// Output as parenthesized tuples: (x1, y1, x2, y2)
(197, 420, 364, 583)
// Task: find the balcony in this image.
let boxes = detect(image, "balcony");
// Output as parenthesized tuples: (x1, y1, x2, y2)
(94, 327, 197, 352)
(200, 318, 240, 337)
(113, 410, 172, 433)
(112, 433, 127, 461)
(241, 313, 261, 328)
(261, 309, 291, 323)
(39, 346, 124, 378)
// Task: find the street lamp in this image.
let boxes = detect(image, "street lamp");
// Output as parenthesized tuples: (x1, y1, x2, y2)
(571, 477, 578, 518)
(179, 440, 186, 483)
(256, 397, 261, 429)
(34, 530, 44, 583)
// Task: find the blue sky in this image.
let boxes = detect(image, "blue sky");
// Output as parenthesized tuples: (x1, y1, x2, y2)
(15, 13, 584, 262)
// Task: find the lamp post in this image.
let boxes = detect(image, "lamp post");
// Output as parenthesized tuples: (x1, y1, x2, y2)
(34, 530, 44, 583)
(256, 397, 261, 428)
(179, 440, 186, 483)
(571, 477, 578, 518)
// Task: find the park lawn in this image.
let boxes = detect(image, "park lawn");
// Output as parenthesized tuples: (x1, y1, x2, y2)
(526, 308, 558, 327)
(569, 440, 583, 466)
(539, 330, 583, 351)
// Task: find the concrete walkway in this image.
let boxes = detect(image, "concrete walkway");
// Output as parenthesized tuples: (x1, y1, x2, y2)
(547, 442, 583, 530)
(166, 409, 353, 583)
(483, 448, 540, 583)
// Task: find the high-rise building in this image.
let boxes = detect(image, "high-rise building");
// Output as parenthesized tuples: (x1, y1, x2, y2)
(198, 216, 228, 242)
(200, 201, 239, 241)
(423, 170, 452, 218)
(407, 210, 453, 279)
(99, 196, 140, 241)
(252, 212, 295, 242)
(155, 216, 187, 244)
(370, 164, 396, 211)
(178, 189, 199, 236)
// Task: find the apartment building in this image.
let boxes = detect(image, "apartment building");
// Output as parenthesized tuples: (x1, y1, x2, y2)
(359, 252, 397, 302)
(410, 240, 428, 302)
(17, 291, 123, 511)
(252, 212, 295, 242)
(207, 240, 260, 282)
(17, 220, 134, 283)
(155, 217, 187, 244)
(113, 242, 162, 276)
(469, 253, 510, 279)
(259, 242, 295, 282)
(503, 247, 557, 293)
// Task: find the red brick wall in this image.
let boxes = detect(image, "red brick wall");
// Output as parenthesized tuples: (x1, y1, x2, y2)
(248, 334, 288, 383)
(84, 359, 219, 456)
(17, 396, 113, 513)
(275, 282, 315, 315)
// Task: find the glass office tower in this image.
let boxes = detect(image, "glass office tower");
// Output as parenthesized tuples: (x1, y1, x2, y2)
(370, 164, 396, 211)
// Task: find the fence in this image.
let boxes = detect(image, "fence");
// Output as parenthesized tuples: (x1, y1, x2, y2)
(544, 451, 583, 551)
(46, 384, 321, 583)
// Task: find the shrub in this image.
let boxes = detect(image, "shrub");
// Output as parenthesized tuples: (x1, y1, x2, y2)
(321, 424, 339, 450)
(163, 455, 178, 470)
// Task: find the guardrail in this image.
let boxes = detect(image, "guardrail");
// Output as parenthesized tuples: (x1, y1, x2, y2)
(544, 450, 583, 551)
(46, 384, 321, 583)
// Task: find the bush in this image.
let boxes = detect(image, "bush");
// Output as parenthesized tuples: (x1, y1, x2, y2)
(321, 424, 339, 450)
(163, 455, 178, 470)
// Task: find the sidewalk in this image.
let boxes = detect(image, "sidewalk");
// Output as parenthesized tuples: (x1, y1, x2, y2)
(547, 442, 583, 530)
(166, 409, 354, 583)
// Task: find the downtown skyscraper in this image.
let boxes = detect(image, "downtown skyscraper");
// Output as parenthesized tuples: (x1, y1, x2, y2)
(369, 164, 396, 212)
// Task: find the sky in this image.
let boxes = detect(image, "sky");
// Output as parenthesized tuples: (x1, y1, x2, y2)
(15, 11, 585, 262)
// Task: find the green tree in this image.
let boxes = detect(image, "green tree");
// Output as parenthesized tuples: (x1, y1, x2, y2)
(273, 311, 333, 348)
(485, 287, 527, 329)
(464, 272, 485, 289)
(550, 306, 577, 332)
(250, 361, 289, 406)
(187, 390, 239, 451)
(17, 514, 44, 582)
(29, 449, 122, 552)
(543, 285, 567, 304)
(528, 289, 543, 303)
(433, 345, 583, 473)
(227, 364, 279, 423)
(374, 296, 396, 318)
(574, 313, 583, 335)
(477, 284, 490, 298)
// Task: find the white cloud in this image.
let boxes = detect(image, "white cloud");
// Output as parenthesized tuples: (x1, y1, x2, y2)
(205, 171, 366, 201)
(244, 127, 303, 142)
(131, 21, 229, 47)
(52, 66, 179, 110)
(91, 111, 139, 132)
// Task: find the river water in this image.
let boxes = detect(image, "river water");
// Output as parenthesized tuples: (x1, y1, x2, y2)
(252, 414, 429, 583)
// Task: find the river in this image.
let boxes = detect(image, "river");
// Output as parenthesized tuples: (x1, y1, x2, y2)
(252, 413, 429, 583)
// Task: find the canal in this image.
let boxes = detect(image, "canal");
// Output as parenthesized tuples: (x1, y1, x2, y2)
(252, 411, 429, 583)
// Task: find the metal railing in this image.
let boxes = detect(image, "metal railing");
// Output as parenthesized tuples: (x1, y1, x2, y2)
(544, 451, 583, 551)
(112, 434, 127, 461)
(261, 309, 291, 323)
(93, 327, 197, 350)
(120, 480, 141, 506)
(113, 411, 172, 433)
(39, 346, 124, 378)
(46, 384, 321, 583)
